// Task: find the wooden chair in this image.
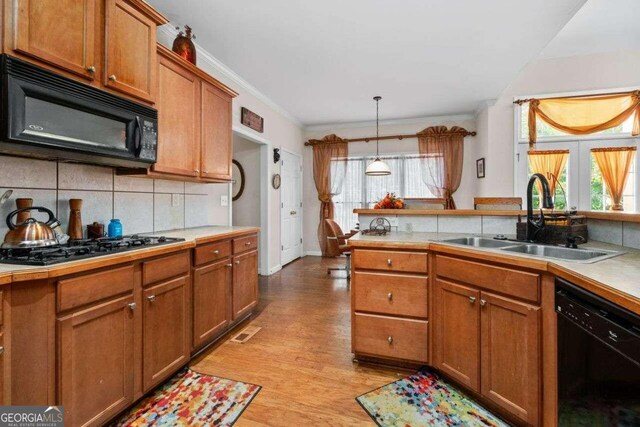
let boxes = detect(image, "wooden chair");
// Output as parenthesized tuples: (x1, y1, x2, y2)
(325, 219, 356, 280)
(404, 198, 447, 210)
(474, 197, 523, 210)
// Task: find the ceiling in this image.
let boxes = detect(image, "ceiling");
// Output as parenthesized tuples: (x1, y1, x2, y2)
(539, 0, 640, 59)
(149, 0, 585, 126)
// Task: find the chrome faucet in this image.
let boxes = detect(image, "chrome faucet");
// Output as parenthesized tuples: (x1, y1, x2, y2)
(526, 173, 554, 242)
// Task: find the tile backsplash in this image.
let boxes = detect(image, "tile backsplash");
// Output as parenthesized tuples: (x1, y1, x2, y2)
(0, 156, 230, 239)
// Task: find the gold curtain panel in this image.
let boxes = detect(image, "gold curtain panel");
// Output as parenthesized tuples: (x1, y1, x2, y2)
(591, 146, 637, 211)
(527, 149, 569, 196)
(525, 91, 640, 147)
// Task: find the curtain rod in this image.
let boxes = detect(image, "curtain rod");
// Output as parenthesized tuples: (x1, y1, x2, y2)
(304, 131, 477, 146)
(513, 89, 639, 105)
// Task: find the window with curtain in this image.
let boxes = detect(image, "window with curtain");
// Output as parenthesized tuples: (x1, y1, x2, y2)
(516, 96, 640, 212)
(332, 155, 437, 231)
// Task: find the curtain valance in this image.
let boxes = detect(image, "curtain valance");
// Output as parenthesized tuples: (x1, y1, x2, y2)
(526, 91, 640, 147)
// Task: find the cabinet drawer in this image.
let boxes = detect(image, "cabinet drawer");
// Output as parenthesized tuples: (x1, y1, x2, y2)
(435, 255, 540, 303)
(353, 313, 428, 362)
(58, 266, 134, 312)
(233, 234, 258, 254)
(194, 240, 232, 266)
(354, 272, 428, 318)
(143, 251, 190, 285)
(353, 249, 428, 274)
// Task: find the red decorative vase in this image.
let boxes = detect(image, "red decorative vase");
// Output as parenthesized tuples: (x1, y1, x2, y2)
(172, 25, 197, 65)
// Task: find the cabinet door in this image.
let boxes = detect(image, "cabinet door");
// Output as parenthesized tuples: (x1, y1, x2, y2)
(104, 0, 156, 102)
(193, 260, 231, 349)
(58, 295, 135, 427)
(14, 0, 97, 79)
(433, 279, 480, 392)
(481, 292, 541, 425)
(143, 276, 189, 391)
(201, 81, 232, 181)
(153, 55, 201, 177)
(232, 250, 258, 320)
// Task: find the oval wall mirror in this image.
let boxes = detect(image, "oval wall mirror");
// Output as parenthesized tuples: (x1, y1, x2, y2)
(232, 160, 245, 201)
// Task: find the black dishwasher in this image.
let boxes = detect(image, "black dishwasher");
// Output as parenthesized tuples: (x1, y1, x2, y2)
(556, 278, 640, 426)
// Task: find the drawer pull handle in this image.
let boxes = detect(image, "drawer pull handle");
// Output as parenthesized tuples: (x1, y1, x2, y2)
(235, 260, 240, 265)
(0, 346, 4, 355)
(212, 250, 220, 255)
(109, 74, 117, 81)
(226, 263, 233, 268)
(245, 242, 252, 246)
(387, 258, 392, 266)
(480, 299, 487, 307)
(387, 292, 393, 301)
(469, 296, 476, 304)
(147, 295, 156, 302)
(87, 65, 96, 73)
(128, 302, 136, 311)
(387, 336, 393, 344)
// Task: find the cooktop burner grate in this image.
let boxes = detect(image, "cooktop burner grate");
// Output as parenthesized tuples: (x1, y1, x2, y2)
(0, 235, 184, 266)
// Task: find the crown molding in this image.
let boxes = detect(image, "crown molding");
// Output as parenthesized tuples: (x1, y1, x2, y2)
(157, 25, 303, 128)
(304, 113, 476, 133)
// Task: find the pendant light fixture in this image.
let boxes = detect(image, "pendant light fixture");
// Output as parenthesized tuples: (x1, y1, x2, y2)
(365, 96, 391, 176)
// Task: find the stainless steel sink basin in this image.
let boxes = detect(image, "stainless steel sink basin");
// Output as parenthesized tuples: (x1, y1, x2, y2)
(440, 237, 521, 248)
(500, 244, 621, 262)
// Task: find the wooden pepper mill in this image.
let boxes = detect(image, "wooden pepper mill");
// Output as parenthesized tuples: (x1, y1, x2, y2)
(68, 199, 83, 240)
(15, 198, 33, 224)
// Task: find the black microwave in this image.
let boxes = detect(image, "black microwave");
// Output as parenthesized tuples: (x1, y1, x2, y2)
(0, 54, 157, 168)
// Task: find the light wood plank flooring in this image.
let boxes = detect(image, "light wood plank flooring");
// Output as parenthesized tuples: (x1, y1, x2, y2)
(190, 256, 409, 426)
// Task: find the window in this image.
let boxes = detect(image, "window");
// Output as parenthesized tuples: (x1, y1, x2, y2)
(515, 100, 640, 212)
(332, 155, 436, 231)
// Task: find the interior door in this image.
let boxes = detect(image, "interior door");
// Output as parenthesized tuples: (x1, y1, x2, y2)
(280, 150, 302, 265)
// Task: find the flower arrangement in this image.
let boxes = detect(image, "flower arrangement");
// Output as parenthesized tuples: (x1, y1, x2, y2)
(373, 193, 405, 209)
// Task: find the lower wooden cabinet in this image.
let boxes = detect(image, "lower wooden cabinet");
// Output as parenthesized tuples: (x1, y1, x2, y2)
(142, 276, 190, 391)
(58, 294, 135, 427)
(232, 250, 258, 320)
(353, 313, 428, 362)
(193, 259, 231, 349)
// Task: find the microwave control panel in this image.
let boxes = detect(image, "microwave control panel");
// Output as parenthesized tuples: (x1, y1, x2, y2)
(139, 120, 158, 162)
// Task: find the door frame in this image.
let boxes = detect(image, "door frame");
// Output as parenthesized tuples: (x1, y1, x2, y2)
(279, 148, 304, 266)
(231, 126, 270, 276)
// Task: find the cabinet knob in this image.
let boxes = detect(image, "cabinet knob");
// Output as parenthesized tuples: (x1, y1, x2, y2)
(212, 250, 220, 255)
(194, 169, 200, 173)
(290, 210, 297, 215)
(0, 346, 4, 355)
(147, 295, 156, 302)
(387, 258, 392, 266)
(245, 241, 252, 246)
(128, 302, 136, 311)
(480, 299, 487, 307)
(469, 296, 476, 304)
(108, 74, 117, 81)
(387, 336, 393, 344)
(226, 263, 232, 268)
(87, 65, 96, 73)
(235, 260, 240, 265)
(387, 292, 393, 301)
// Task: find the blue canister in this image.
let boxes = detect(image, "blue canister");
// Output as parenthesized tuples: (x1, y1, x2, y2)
(107, 219, 123, 238)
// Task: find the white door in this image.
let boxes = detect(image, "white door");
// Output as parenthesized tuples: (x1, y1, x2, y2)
(281, 150, 303, 265)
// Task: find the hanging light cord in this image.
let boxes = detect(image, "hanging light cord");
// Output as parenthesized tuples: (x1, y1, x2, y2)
(375, 96, 381, 157)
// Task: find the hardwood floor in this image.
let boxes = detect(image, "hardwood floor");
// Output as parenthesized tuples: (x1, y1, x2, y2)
(190, 256, 408, 426)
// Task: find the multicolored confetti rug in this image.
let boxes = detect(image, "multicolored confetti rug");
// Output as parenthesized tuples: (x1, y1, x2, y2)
(115, 369, 261, 426)
(356, 369, 507, 427)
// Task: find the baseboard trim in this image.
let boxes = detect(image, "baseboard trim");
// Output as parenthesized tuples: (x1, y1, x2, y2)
(304, 251, 323, 257)
(268, 264, 282, 275)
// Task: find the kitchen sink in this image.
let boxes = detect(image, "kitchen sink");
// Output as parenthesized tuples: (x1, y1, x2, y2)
(500, 244, 621, 262)
(440, 237, 519, 248)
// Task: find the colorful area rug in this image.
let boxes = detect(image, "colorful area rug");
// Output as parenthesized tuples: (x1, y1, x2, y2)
(115, 369, 261, 426)
(356, 369, 507, 427)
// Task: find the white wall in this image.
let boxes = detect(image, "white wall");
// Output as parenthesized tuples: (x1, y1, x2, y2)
(232, 135, 261, 227)
(476, 49, 640, 197)
(302, 115, 478, 254)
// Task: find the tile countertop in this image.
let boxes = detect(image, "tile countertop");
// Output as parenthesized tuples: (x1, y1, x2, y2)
(348, 231, 640, 315)
(0, 226, 260, 283)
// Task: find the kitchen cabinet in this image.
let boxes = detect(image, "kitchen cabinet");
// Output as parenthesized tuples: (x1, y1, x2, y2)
(58, 294, 135, 427)
(104, 0, 157, 102)
(232, 249, 258, 320)
(193, 259, 231, 349)
(142, 276, 190, 391)
(4, 0, 167, 103)
(201, 81, 232, 180)
(433, 279, 480, 391)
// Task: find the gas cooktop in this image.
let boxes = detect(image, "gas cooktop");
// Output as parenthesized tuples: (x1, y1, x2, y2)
(0, 235, 185, 266)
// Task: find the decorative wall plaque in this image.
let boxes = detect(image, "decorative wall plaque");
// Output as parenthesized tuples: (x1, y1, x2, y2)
(241, 107, 264, 133)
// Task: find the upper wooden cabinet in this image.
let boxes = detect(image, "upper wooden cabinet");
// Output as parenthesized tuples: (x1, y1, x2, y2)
(12, 0, 98, 80)
(201, 81, 232, 180)
(104, 0, 159, 102)
(3, 0, 167, 103)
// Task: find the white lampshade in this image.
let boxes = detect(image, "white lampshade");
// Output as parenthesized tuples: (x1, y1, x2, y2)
(365, 157, 391, 176)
